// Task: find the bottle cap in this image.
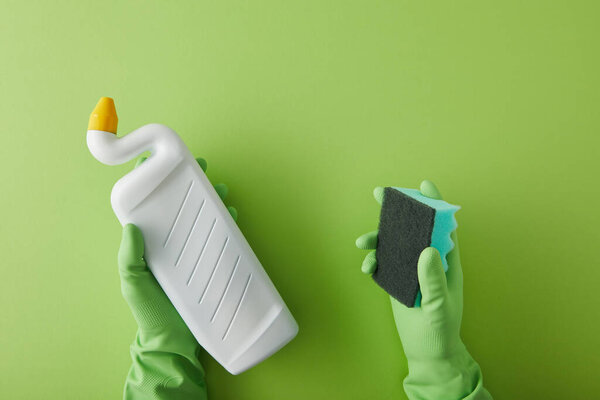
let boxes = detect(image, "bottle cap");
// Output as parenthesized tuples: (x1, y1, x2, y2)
(88, 97, 118, 133)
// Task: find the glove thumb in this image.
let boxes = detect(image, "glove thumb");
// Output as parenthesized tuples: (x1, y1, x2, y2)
(118, 224, 164, 305)
(417, 247, 449, 320)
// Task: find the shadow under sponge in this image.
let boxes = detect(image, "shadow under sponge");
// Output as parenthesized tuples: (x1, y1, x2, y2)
(373, 187, 459, 307)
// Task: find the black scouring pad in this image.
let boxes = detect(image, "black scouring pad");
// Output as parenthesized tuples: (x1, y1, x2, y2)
(373, 187, 459, 307)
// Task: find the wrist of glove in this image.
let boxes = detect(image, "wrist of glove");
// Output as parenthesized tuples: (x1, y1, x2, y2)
(403, 345, 487, 400)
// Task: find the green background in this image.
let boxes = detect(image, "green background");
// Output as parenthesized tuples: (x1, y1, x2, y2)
(1, 1, 599, 398)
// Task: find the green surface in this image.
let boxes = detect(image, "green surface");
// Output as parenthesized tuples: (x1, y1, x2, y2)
(0, 1, 599, 399)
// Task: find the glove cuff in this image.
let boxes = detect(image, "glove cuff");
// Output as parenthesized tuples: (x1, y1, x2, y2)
(404, 343, 491, 400)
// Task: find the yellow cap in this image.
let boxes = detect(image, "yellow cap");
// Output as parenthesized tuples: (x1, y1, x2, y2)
(88, 97, 118, 133)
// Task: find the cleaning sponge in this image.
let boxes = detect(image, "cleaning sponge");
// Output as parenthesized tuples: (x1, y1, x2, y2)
(373, 187, 460, 307)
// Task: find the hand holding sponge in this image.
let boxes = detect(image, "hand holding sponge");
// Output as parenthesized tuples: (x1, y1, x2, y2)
(356, 182, 459, 307)
(355, 180, 492, 400)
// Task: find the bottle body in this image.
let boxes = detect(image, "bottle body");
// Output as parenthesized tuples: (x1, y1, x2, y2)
(88, 124, 298, 374)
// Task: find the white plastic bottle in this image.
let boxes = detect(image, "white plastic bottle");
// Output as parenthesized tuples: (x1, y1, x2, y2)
(87, 97, 298, 374)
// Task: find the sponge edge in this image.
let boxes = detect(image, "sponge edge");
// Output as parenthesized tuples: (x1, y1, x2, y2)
(392, 188, 460, 272)
(373, 187, 460, 307)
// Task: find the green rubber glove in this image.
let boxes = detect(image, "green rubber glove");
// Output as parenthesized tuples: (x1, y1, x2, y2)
(356, 180, 492, 400)
(119, 157, 237, 400)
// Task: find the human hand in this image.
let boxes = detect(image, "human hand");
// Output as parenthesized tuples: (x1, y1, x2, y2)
(356, 180, 491, 400)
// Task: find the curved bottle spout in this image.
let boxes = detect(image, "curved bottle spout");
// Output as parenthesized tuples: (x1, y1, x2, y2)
(87, 123, 184, 166)
(88, 124, 189, 217)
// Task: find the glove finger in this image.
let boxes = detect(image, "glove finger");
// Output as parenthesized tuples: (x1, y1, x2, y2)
(227, 206, 238, 221)
(118, 224, 163, 304)
(118, 224, 145, 273)
(419, 180, 443, 200)
(361, 250, 378, 274)
(419, 180, 463, 296)
(355, 230, 378, 250)
(417, 247, 448, 319)
(196, 157, 208, 172)
(214, 183, 228, 201)
(373, 186, 385, 205)
(135, 156, 148, 168)
(445, 231, 463, 296)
